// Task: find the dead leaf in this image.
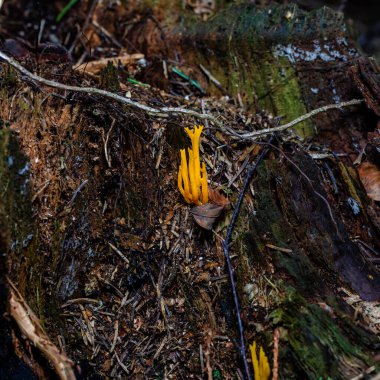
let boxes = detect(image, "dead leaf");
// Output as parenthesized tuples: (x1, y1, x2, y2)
(191, 188, 230, 229)
(195, 272, 210, 283)
(238, 144, 261, 162)
(208, 188, 230, 207)
(101, 359, 112, 372)
(164, 209, 174, 224)
(204, 262, 219, 270)
(133, 317, 143, 331)
(191, 203, 225, 230)
(358, 162, 380, 201)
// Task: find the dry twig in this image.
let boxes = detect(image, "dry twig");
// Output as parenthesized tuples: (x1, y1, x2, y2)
(0, 51, 232, 132)
(0, 51, 364, 140)
(272, 328, 280, 380)
(235, 99, 364, 139)
(223, 135, 274, 380)
(7, 278, 76, 380)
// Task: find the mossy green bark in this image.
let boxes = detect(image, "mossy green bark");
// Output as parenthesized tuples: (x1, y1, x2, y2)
(271, 288, 378, 379)
(178, 4, 354, 138)
(232, 154, 380, 378)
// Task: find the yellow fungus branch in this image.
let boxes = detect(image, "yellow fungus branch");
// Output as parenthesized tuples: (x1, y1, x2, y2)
(201, 162, 208, 204)
(178, 125, 209, 205)
(250, 342, 270, 380)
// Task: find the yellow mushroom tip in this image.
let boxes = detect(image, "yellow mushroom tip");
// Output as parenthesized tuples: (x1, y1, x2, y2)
(178, 125, 208, 205)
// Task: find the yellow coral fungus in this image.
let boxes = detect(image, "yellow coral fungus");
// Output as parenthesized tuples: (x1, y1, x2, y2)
(178, 125, 208, 205)
(250, 341, 270, 380)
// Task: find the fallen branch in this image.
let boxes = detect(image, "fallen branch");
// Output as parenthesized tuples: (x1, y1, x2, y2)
(223, 134, 273, 380)
(0, 51, 364, 140)
(0, 51, 236, 134)
(7, 278, 76, 380)
(235, 98, 364, 139)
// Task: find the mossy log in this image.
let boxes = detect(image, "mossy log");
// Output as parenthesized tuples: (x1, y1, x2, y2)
(130, 3, 367, 140)
(0, 2, 380, 379)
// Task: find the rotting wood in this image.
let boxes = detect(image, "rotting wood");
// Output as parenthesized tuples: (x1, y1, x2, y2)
(1, 1, 380, 379)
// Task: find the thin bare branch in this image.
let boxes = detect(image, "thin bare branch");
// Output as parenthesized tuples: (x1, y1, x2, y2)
(272, 328, 280, 380)
(0, 51, 233, 132)
(235, 98, 364, 139)
(0, 51, 364, 141)
(7, 278, 76, 380)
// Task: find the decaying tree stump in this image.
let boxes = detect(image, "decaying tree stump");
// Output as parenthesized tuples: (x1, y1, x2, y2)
(1, 1, 380, 379)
